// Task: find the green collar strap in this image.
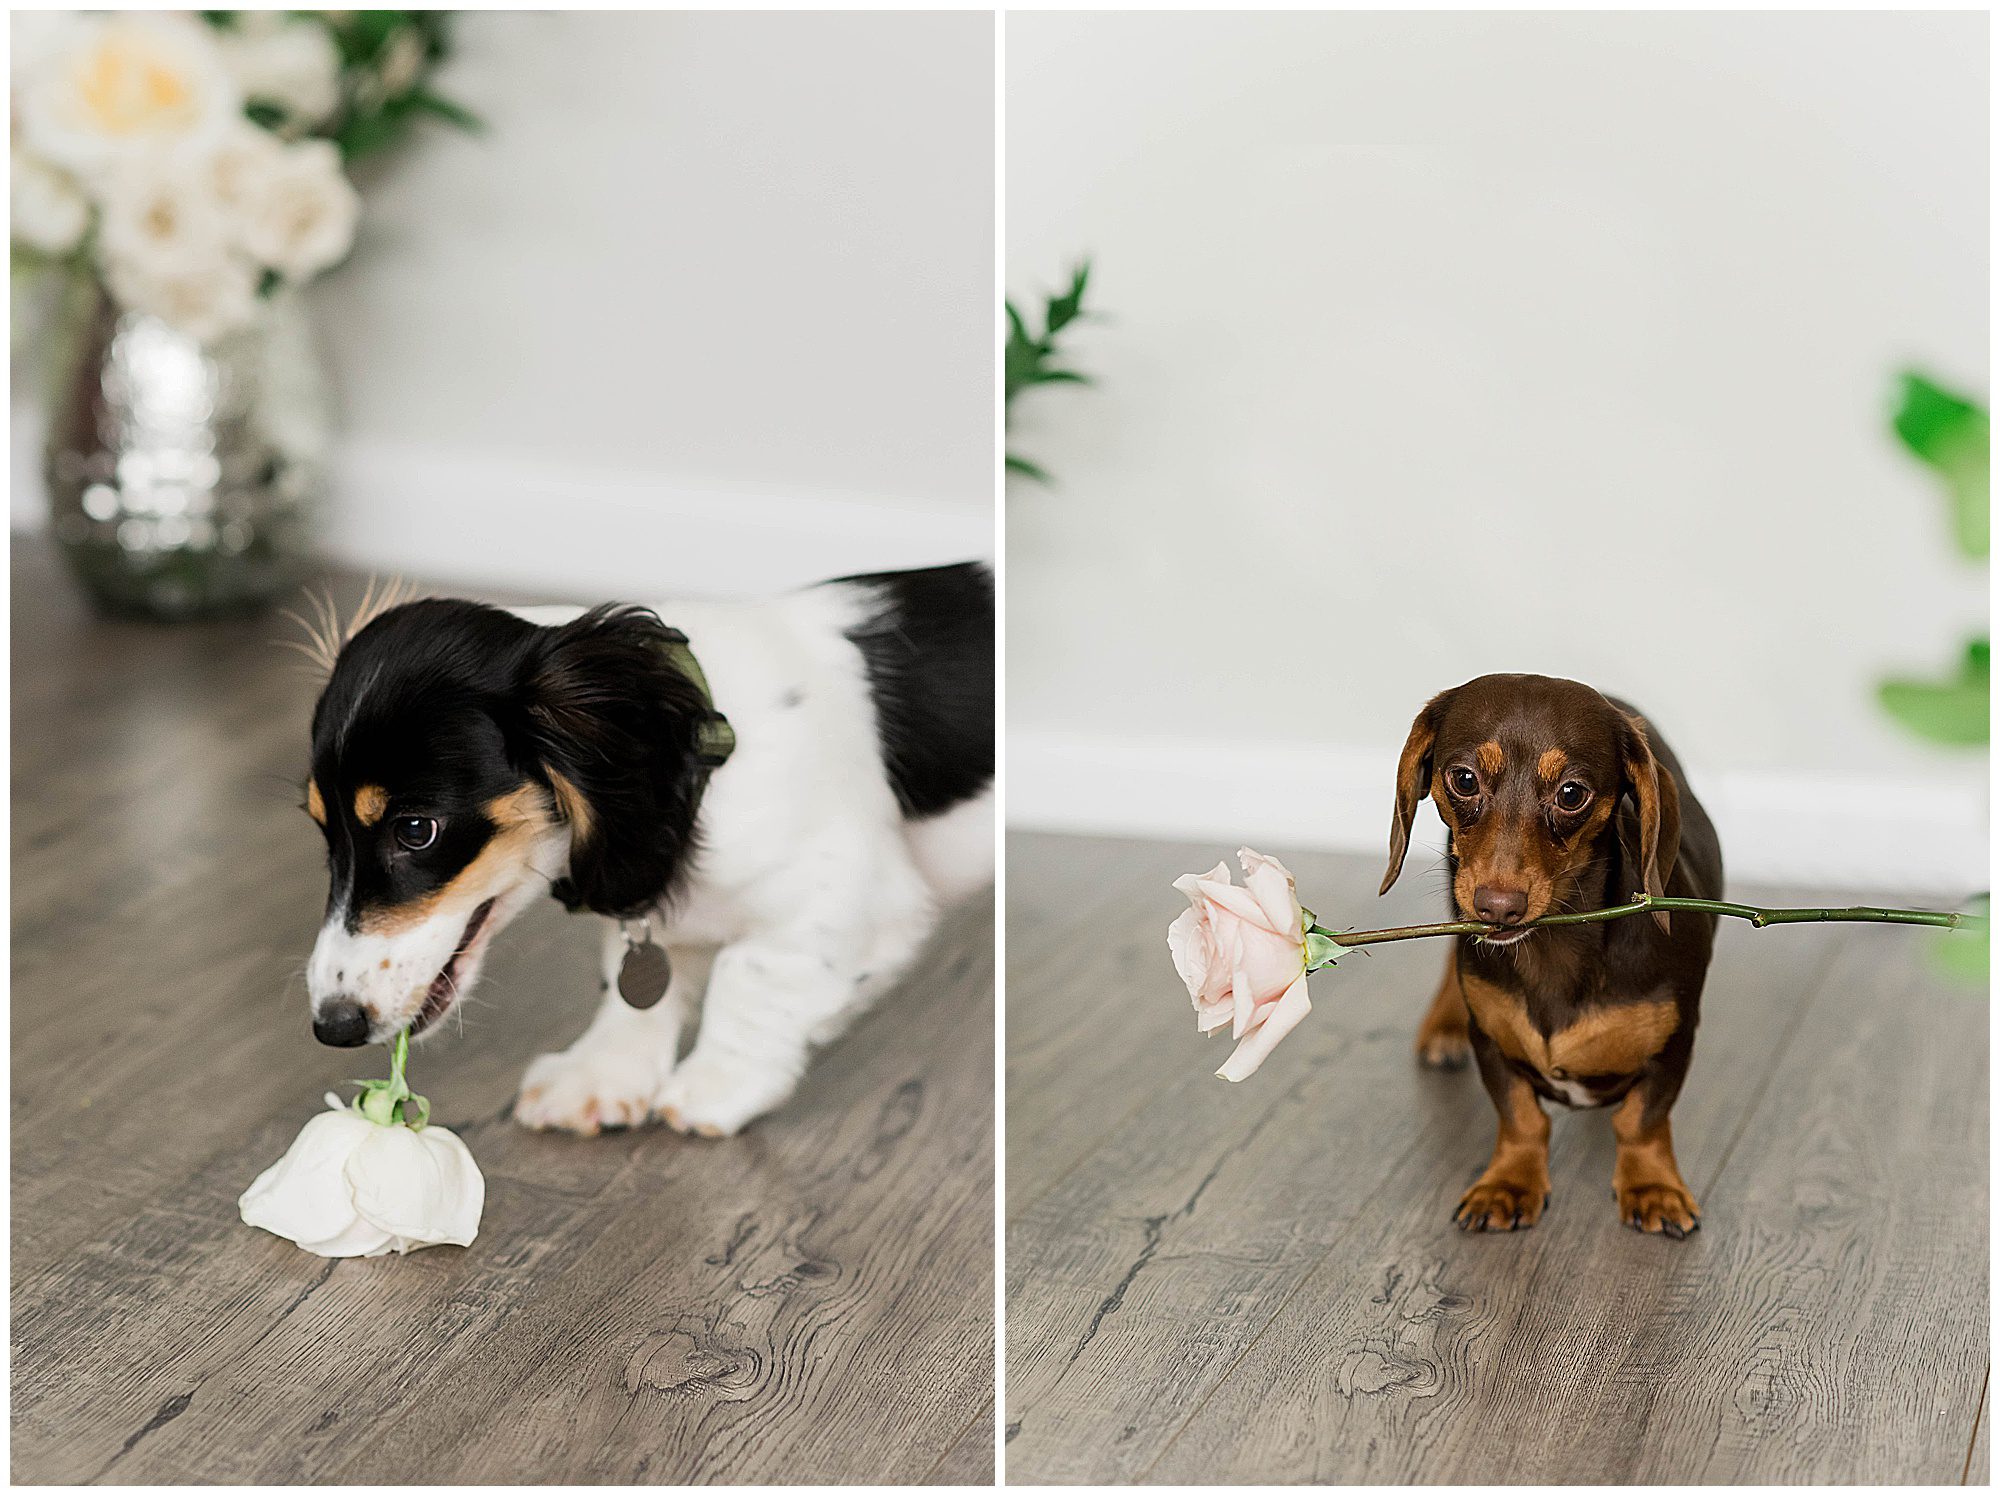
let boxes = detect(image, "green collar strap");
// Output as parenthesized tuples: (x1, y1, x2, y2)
(660, 628, 736, 770)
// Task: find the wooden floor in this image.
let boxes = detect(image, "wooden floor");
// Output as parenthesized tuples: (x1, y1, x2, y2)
(1006, 830, 1989, 1485)
(10, 539, 995, 1485)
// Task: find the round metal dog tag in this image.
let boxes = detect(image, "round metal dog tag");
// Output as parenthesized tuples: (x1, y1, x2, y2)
(618, 937, 672, 1010)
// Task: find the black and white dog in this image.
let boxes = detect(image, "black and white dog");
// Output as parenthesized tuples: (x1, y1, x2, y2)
(295, 563, 993, 1137)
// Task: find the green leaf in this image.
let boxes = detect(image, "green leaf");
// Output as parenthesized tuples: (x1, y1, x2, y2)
(1893, 371, 1989, 560)
(1006, 453, 1051, 483)
(1929, 894, 1989, 986)
(1045, 260, 1091, 335)
(1878, 634, 1990, 746)
(346, 10, 410, 61)
(1027, 368, 1092, 387)
(1304, 931, 1343, 971)
(336, 108, 407, 162)
(404, 88, 484, 133)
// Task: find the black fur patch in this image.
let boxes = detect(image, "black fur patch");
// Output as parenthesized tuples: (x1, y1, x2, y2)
(836, 561, 995, 819)
(308, 599, 712, 923)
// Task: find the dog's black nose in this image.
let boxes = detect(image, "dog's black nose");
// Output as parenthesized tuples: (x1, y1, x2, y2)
(312, 999, 372, 1048)
(1473, 885, 1529, 925)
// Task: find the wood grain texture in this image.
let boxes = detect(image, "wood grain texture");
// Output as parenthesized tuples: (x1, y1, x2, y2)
(1005, 830, 1987, 1485)
(10, 539, 995, 1485)
(1968, 1377, 1990, 1485)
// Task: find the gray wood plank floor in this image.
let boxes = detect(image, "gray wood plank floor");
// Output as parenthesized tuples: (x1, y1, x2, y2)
(1006, 829, 1988, 1484)
(10, 540, 995, 1484)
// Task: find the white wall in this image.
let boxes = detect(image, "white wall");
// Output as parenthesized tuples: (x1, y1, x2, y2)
(15, 11, 995, 597)
(1006, 10, 1988, 892)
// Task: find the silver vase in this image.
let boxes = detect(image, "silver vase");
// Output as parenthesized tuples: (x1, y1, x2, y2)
(44, 281, 328, 620)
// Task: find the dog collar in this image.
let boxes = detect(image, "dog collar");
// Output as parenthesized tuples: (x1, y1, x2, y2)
(659, 627, 735, 770)
(612, 628, 733, 1009)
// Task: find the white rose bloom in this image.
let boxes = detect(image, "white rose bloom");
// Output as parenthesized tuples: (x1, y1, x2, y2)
(237, 139, 360, 281)
(239, 1095, 485, 1257)
(11, 149, 90, 254)
(17, 13, 243, 183)
(11, 12, 82, 89)
(104, 249, 263, 345)
(217, 14, 342, 127)
(97, 150, 233, 276)
(201, 120, 287, 221)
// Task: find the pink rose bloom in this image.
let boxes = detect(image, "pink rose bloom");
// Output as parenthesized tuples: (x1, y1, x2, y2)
(1168, 847, 1313, 1081)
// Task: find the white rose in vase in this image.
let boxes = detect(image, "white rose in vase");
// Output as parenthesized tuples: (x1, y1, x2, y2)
(103, 252, 263, 346)
(237, 139, 361, 282)
(94, 146, 263, 343)
(17, 13, 242, 183)
(10, 148, 90, 255)
(216, 13, 343, 129)
(97, 149, 234, 275)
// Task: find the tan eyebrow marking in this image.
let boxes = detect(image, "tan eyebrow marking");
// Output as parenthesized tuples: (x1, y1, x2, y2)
(1476, 742, 1503, 777)
(305, 779, 326, 825)
(1537, 749, 1568, 783)
(354, 785, 389, 825)
(357, 785, 554, 937)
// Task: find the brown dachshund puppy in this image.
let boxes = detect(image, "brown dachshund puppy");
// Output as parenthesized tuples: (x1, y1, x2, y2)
(1380, 675, 1724, 1238)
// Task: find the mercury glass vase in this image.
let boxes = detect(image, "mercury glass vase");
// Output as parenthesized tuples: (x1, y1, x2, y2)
(44, 282, 328, 621)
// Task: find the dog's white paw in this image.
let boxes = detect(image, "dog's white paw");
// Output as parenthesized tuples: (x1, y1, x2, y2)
(655, 1056, 796, 1139)
(516, 1046, 660, 1136)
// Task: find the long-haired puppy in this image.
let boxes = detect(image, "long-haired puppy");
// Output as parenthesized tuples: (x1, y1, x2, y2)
(294, 563, 993, 1137)
(1379, 674, 1723, 1237)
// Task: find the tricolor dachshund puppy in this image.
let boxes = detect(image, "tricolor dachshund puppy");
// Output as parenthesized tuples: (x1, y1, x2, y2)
(295, 563, 993, 1138)
(1379, 674, 1723, 1238)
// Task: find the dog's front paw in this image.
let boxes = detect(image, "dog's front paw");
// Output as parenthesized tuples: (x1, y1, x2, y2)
(1415, 1019, 1472, 1070)
(1454, 1174, 1550, 1232)
(1616, 1180, 1701, 1239)
(516, 1047, 659, 1136)
(656, 1056, 796, 1139)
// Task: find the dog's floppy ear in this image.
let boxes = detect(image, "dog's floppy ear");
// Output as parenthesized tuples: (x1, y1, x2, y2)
(1381, 689, 1454, 895)
(520, 604, 711, 919)
(1618, 711, 1681, 933)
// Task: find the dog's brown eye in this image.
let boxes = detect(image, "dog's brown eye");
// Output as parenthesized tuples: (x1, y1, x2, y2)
(1446, 767, 1479, 798)
(392, 816, 439, 851)
(1556, 781, 1591, 812)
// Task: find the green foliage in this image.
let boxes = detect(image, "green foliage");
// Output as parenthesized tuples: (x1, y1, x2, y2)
(1931, 894, 1990, 984)
(204, 10, 481, 162)
(1893, 372, 1989, 560)
(1878, 372, 1990, 748)
(1879, 636, 1990, 746)
(1005, 260, 1094, 483)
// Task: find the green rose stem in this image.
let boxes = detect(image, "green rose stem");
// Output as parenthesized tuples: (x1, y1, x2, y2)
(353, 1029, 431, 1130)
(1301, 894, 1980, 972)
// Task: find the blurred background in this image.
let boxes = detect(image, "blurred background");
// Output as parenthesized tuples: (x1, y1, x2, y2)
(13, 10, 994, 601)
(1006, 10, 1987, 893)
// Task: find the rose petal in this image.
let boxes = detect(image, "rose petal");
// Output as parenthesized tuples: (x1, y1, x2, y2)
(238, 1107, 375, 1252)
(1171, 862, 1232, 907)
(1167, 908, 1212, 1002)
(346, 1124, 483, 1249)
(1190, 873, 1280, 933)
(298, 1213, 394, 1258)
(1216, 973, 1313, 1082)
(1238, 848, 1304, 943)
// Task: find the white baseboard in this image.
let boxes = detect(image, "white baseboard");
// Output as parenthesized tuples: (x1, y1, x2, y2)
(11, 426, 993, 600)
(1007, 729, 1990, 898)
